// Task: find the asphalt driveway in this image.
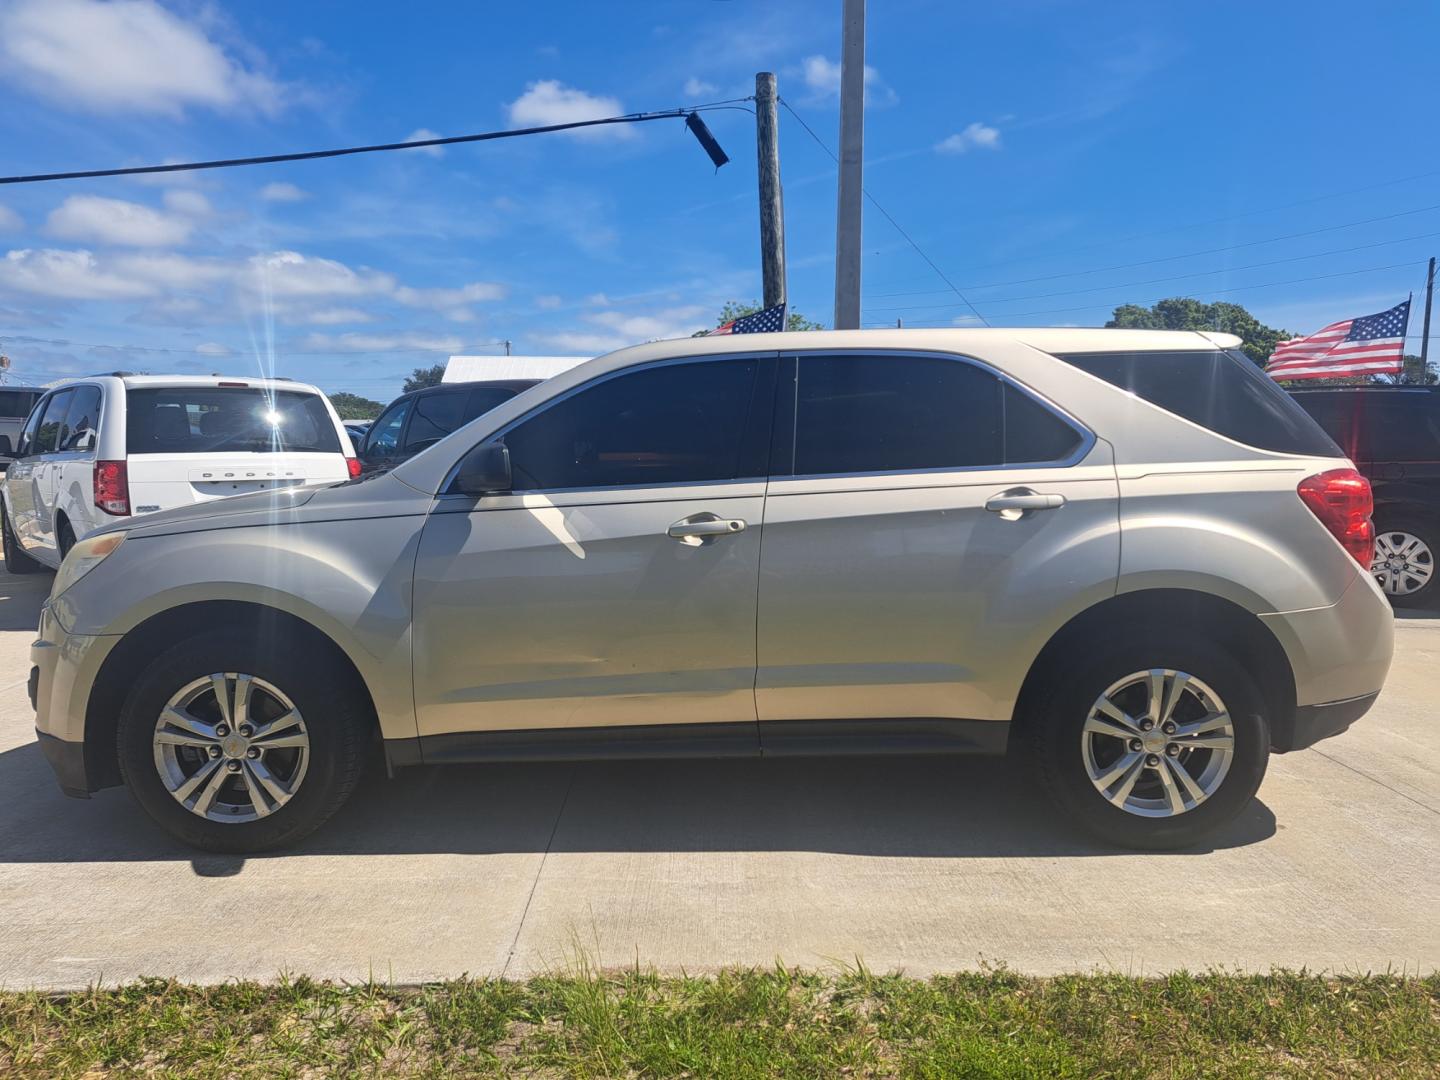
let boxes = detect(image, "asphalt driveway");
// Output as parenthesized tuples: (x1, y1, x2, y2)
(0, 565, 1435, 989)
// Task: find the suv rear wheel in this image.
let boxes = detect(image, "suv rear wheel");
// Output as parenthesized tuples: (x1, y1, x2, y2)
(1371, 519, 1435, 608)
(117, 628, 370, 852)
(1025, 629, 1270, 850)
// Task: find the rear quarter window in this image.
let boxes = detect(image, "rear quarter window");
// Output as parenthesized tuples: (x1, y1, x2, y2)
(1056, 349, 1341, 457)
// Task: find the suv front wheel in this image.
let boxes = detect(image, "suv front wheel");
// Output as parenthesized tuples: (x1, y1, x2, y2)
(117, 628, 370, 852)
(1025, 630, 1271, 850)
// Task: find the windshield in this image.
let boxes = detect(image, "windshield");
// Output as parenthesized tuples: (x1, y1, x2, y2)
(125, 387, 341, 455)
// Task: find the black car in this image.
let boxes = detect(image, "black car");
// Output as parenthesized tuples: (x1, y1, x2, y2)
(1291, 386, 1440, 606)
(358, 379, 539, 475)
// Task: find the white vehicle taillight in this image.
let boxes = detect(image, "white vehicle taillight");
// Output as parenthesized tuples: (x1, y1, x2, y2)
(345, 456, 362, 479)
(94, 459, 131, 516)
(1297, 468, 1373, 565)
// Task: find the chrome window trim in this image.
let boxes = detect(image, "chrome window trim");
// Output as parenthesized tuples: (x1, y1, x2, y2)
(438, 351, 778, 497)
(775, 347, 1097, 479)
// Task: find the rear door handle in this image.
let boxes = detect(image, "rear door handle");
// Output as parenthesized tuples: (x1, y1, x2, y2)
(985, 489, 1065, 517)
(668, 512, 747, 545)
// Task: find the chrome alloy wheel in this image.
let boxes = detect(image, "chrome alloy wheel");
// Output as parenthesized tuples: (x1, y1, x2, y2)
(1372, 531, 1433, 597)
(1081, 669, 1235, 818)
(152, 673, 310, 823)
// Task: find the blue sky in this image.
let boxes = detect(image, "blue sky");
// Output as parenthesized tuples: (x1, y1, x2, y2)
(0, 0, 1436, 402)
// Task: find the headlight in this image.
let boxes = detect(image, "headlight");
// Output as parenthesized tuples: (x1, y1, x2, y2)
(53, 532, 126, 597)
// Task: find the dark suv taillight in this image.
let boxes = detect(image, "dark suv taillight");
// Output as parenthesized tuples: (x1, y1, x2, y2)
(94, 459, 130, 516)
(1297, 468, 1373, 565)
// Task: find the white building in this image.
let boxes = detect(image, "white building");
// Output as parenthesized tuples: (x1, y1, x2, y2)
(443, 355, 589, 383)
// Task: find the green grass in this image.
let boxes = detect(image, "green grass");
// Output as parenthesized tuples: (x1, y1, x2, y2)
(1, 966, 1436, 1078)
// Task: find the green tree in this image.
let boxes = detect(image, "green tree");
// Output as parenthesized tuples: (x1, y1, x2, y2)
(1106, 298, 1291, 368)
(403, 364, 446, 393)
(328, 391, 384, 420)
(694, 301, 825, 336)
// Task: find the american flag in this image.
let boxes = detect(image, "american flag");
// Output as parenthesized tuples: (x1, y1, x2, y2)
(1266, 299, 1410, 380)
(705, 302, 787, 335)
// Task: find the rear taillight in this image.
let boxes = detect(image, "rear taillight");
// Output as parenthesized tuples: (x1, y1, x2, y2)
(94, 459, 130, 516)
(345, 456, 362, 479)
(1297, 468, 1373, 565)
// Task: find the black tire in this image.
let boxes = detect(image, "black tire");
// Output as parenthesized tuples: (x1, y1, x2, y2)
(117, 628, 370, 853)
(1023, 629, 1270, 850)
(56, 517, 76, 562)
(1371, 517, 1438, 609)
(1, 501, 45, 574)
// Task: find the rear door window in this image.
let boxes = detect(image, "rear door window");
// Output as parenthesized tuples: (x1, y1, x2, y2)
(125, 388, 341, 455)
(777, 353, 1083, 477)
(60, 386, 102, 452)
(1056, 349, 1340, 457)
(1361, 395, 1440, 462)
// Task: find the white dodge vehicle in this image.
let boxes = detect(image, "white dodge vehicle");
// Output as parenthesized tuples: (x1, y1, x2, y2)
(1, 374, 357, 572)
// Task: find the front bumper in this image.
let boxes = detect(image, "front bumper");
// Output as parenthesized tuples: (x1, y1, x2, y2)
(31, 600, 119, 798)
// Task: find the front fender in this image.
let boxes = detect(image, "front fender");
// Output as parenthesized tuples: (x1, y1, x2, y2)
(53, 515, 426, 741)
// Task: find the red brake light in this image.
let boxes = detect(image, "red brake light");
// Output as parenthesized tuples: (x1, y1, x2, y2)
(345, 456, 362, 479)
(1297, 468, 1373, 565)
(94, 459, 130, 516)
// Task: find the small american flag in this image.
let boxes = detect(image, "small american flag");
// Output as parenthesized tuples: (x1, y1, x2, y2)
(705, 303, 787, 335)
(1266, 300, 1410, 380)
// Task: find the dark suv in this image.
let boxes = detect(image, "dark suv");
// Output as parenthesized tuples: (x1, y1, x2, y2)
(358, 379, 538, 474)
(1291, 386, 1440, 606)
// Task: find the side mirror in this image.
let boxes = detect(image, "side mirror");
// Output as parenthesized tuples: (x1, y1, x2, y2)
(451, 442, 511, 496)
(0, 436, 11, 456)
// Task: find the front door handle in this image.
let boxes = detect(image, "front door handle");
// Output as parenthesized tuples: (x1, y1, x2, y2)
(668, 512, 748, 546)
(985, 488, 1065, 519)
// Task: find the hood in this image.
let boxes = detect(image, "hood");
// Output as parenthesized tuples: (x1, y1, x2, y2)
(91, 472, 433, 540)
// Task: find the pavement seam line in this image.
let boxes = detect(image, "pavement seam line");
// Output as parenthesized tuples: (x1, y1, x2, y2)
(501, 767, 576, 978)
(1308, 746, 1440, 817)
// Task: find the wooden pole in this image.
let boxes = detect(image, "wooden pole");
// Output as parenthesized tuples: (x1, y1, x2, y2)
(754, 73, 787, 311)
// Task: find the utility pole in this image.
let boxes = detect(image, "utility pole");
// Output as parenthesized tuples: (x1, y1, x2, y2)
(754, 72, 786, 310)
(833, 0, 865, 329)
(1422, 257, 1435, 370)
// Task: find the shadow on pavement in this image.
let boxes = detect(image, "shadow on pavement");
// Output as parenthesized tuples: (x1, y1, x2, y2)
(0, 738, 1277, 875)
(0, 566, 50, 631)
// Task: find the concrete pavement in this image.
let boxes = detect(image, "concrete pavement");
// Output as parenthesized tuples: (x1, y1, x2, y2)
(0, 565, 1435, 989)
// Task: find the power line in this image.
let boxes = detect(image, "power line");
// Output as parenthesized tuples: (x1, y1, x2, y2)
(861, 260, 1426, 325)
(778, 97, 989, 326)
(0, 99, 754, 185)
(873, 166, 1440, 293)
(864, 230, 1440, 313)
(870, 202, 1440, 299)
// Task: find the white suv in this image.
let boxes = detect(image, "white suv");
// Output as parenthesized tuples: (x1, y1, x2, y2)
(2, 374, 356, 572)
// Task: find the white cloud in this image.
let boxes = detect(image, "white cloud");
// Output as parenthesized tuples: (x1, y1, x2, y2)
(506, 80, 632, 139)
(293, 331, 467, 354)
(259, 182, 308, 203)
(402, 128, 446, 158)
(162, 189, 213, 217)
(534, 294, 563, 309)
(935, 122, 1001, 154)
(535, 304, 709, 353)
(394, 282, 505, 309)
(243, 250, 395, 300)
(801, 55, 897, 106)
(194, 341, 234, 357)
(684, 77, 718, 97)
(45, 195, 195, 247)
(304, 307, 376, 325)
(0, 206, 22, 233)
(0, 248, 154, 299)
(0, 0, 288, 117)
